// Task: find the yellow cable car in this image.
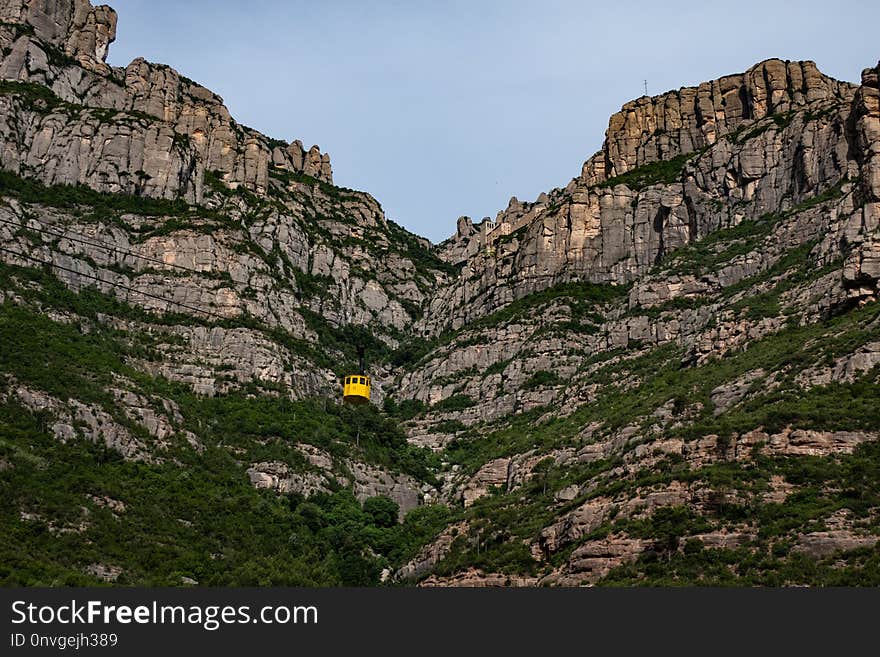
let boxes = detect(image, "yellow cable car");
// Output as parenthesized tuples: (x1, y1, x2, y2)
(343, 374, 371, 405)
(343, 345, 371, 405)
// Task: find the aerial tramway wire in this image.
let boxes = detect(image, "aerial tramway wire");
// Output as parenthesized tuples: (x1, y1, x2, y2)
(0, 216, 224, 276)
(0, 216, 302, 301)
(0, 244, 228, 321)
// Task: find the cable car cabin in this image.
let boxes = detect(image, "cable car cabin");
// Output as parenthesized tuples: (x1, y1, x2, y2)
(343, 374, 371, 405)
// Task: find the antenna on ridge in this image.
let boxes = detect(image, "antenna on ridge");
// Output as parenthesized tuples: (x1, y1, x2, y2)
(644, 80, 648, 96)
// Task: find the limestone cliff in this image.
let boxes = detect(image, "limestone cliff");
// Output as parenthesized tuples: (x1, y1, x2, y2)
(1, 0, 331, 202)
(431, 59, 875, 335)
(0, 0, 452, 371)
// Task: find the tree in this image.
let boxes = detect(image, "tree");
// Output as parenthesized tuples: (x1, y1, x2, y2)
(363, 496, 399, 528)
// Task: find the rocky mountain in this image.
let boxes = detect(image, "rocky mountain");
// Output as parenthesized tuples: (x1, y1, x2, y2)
(1, 0, 879, 586)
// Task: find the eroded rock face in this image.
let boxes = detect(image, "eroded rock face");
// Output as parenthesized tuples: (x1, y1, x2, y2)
(594, 59, 851, 180)
(2, 0, 117, 72)
(3, 1, 880, 589)
(246, 446, 424, 520)
(398, 61, 879, 438)
(542, 536, 648, 586)
(843, 63, 880, 300)
(419, 568, 538, 587)
(0, 1, 332, 203)
(247, 462, 330, 498)
(11, 384, 153, 461)
(430, 59, 870, 336)
(794, 531, 879, 559)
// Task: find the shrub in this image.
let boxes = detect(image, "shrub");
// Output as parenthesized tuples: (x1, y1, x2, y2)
(363, 496, 400, 528)
(522, 370, 563, 390)
(433, 395, 476, 412)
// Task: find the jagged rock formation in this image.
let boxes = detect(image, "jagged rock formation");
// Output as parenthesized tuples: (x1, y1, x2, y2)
(1, 0, 331, 202)
(0, 0, 453, 373)
(1, 0, 117, 72)
(1, 0, 879, 587)
(430, 59, 876, 335)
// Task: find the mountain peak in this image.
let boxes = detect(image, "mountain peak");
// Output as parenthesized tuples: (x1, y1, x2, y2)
(2, 0, 117, 73)
(580, 58, 856, 186)
(0, 0, 333, 201)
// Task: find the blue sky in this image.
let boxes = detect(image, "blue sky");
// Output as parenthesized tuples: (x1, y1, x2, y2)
(107, 1, 880, 242)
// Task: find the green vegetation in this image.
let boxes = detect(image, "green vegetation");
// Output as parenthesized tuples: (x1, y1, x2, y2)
(293, 269, 334, 299)
(0, 285, 436, 477)
(0, 21, 36, 38)
(0, 80, 156, 125)
(433, 419, 467, 434)
(2, 71, 879, 589)
(598, 152, 699, 191)
(615, 506, 712, 553)
(496, 225, 527, 246)
(267, 166, 455, 293)
(728, 110, 796, 145)
(267, 164, 361, 204)
(389, 338, 439, 369)
(602, 544, 880, 587)
(432, 310, 880, 583)
(297, 309, 392, 376)
(0, 257, 339, 372)
(385, 220, 458, 277)
(266, 138, 289, 150)
(662, 213, 780, 277)
(661, 176, 852, 278)
(443, 294, 880, 480)
(433, 395, 476, 412)
(0, 398, 448, 585)
(469, 281, 629, 333)
(601, 439, 880, 585)
(522, 370, 563, 390)
(382, 397, 427, 421)
(0, 169, 195, 221)
(0, 283, 448, 585)
(0, 80, 61, 113)
(484, 359, 512, 376)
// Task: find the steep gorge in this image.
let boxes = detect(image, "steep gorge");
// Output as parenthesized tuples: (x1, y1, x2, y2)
(1, 0, 879, 586)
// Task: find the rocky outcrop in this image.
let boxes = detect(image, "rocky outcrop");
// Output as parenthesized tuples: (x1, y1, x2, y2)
(796, 342, 880, 386)
(11, 384, 153, 461)
(461, 458, 510, 507)
(429, 59, 870, 336)
(541, 536, 648, 586)
(399, 58, 874, 431)
(246, 447, 424, 519)
(843, 63, 880, 299)
(247, 461, 330, 498)
(589, 59, 852, 181)
(84, 562, 122, 582)
(135, 325, 333, 398)
(0, 0, 332, 203)
(419, 569, 538, 587)
(2, 0, 880, 589)
(794, 531, 879, 559)
(537, 481, 693, 555)
(396, 522, 468, 581)
(348, 461, 422, 517)
(1, 0, 117, 72)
